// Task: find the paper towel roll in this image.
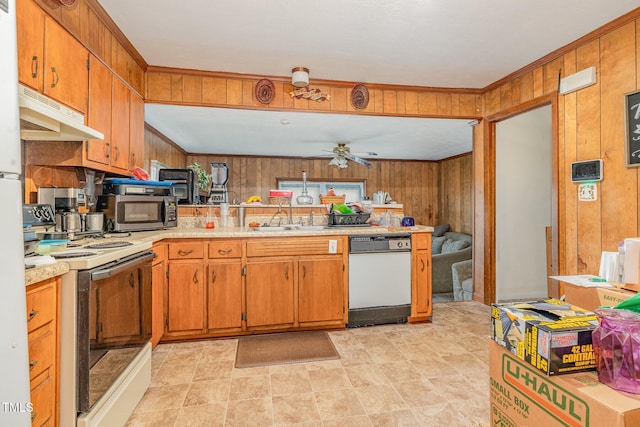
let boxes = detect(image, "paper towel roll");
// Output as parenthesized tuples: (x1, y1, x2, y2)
(599, 251, 619, 282)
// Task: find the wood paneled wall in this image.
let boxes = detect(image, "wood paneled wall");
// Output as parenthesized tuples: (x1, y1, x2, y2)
(146, 66, 483, 118)
(474, 9, 640, 302)
(439, 153, 472, 234)
(143, 125, 188, 171)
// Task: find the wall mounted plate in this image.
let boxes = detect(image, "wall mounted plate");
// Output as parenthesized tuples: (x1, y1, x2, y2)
(255, 79, 276, 104)
(351, 84, 369, 109)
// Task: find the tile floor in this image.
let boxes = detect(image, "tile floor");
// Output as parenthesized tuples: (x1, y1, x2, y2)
(126, 301, 491, 426)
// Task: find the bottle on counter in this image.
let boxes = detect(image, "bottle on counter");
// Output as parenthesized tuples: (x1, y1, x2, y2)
(205, 206, 215, 229)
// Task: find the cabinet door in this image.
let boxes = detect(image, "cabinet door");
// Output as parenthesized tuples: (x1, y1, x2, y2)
(207, 260, 243, 331)
(43, 17, 88, 113)
(412, 249, 432, 318)
(110, 77, 131, 172)
(167, 262, 205, 334)
(129, 92, 145, 170)
(245, 258, 295, 328)
(17, 0, 45, 91)
(151, 260, 165, 347)
(298, 256, 345, 323)
(86, 55, 111, 165)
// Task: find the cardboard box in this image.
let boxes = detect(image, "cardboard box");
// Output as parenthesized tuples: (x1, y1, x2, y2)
(524, 315, 597, 375)
(491, 299, 595, 364)
(563, 282, 636, 312)
(489, 339, 640, 426)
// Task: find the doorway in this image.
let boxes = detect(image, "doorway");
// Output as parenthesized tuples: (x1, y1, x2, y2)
(495, 105, 552, 301)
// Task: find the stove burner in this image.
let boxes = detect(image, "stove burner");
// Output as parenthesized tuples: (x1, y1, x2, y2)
(51, 251, 99, 259)
(85, 241, 133, 249)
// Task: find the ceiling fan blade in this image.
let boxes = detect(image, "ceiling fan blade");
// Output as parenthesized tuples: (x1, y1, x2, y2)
(344, 152, 372, 167)
(350, 151, 378, 157)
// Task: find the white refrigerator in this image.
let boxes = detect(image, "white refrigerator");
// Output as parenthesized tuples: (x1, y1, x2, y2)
(0, 0, 33, 425)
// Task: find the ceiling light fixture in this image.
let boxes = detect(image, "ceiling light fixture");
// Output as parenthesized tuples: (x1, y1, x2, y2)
(291, 67, 310, 88)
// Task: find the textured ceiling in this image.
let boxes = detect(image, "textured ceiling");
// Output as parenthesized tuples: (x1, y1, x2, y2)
(99, 0, 639, 161)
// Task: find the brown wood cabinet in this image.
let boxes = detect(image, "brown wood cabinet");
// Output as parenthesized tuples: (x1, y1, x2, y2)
(298, 255, 344, 324)
(129, 92, 145, 170)
(17, 0, 88, 114)
(86, 55, 112, 167)
(151, 242, 166, 348)
(110, 77, 131, 172)
(207, 240, 243, 332)
(409, 233, 433, 322)
(166, 260, 206, 335)
(26, 276, 60, 427)
(245, 257, 295, 329)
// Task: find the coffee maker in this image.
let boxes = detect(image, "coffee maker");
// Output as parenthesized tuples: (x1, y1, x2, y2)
(209, 162, 229, 204)
(37, 187, 85, 234)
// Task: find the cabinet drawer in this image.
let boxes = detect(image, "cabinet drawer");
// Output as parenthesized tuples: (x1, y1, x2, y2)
(169, 242, 204, 259)
(26, 281, 56, 333)
(30, 370, 54, 427)
(412, 233, 430, 250)
(208, 241, 242, 259)
(152, 242, 167, 265)
(28, 328, 55, 382)
(247, 237, 344, 257)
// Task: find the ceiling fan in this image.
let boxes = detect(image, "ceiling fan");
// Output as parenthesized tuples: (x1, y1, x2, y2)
(323, 142, 377, 168)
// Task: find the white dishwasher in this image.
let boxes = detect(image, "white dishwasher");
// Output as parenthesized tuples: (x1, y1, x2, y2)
(348, 234, 412, 327)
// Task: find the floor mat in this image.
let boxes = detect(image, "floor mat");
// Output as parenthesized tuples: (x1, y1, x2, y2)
(235, 331, 340, 368)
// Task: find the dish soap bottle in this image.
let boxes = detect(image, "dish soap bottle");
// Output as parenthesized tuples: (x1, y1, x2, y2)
(296, 171, 313, 205)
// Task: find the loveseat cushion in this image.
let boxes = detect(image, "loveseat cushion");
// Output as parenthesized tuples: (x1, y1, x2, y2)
(432, 236, 447, 254)
(433, 223, 450, 237)
(442, 238, 471, 254)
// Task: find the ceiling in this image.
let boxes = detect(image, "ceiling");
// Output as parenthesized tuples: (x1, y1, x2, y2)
(99, 0, 639, 162)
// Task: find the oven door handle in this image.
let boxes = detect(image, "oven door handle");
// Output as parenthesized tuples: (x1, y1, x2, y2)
(90, 251, 155, 281)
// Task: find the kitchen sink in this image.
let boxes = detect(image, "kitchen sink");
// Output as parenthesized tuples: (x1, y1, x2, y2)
(252, 225, 328, 232)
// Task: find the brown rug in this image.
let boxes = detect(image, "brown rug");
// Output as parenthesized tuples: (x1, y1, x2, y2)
(235, 331, 340, 368)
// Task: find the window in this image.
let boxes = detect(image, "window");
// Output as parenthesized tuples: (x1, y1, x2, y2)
(277, 179, 366, 204)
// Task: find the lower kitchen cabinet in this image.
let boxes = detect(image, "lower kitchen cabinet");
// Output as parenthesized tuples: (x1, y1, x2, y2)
(166, 261, 206, 335)
(245, 257, 295, 329)
(207, 260, 243, 331)
(151, 242, 166, 348)
(409, 233, 433, 322)
(298, 255, 345, 324)
(26, 276, 61, 427)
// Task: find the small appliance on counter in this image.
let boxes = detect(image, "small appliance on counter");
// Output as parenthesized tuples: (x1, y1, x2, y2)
(209, 162, 229, 204)
(158, 168, 198, 204)
(97, 179, 178, 232)
(37, 187, 86, 238)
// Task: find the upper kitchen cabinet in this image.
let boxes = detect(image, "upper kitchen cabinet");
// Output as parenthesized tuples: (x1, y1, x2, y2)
(110, 77, 131, 173)
(129, 92, 145, 170)
(17, 0, 88, 114)
(86, 55, 111, 167)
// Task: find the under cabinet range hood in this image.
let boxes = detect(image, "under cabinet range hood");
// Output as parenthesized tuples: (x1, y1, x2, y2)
(18, 84, 104, 141)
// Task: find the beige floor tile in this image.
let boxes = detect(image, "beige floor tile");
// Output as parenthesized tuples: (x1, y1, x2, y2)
(368, 409, 421, 427)
(228, 374, 271, 400)
(426, 375, 481, 401)
(192, 360, 234, 382)
(314, 388, 366, 420)
(308, 367, 352, 391)
(344, 364, 390, 387)
(133, 384, 189, 413)
(366, 346, 406, 364)
(322, 415, 373, 427)
(272, 393, 320, 424)
(225, 397, 273, 427)
(376, 361, 422, 383)
(392, 379, 447, 407)
(338, 347, 375, 367)
(412, 401, 480, 427)
(271, 371, 313, 396)
(174, 402, 226, 427)
(151, 362, 197, 387)
(125, 408, 179, 426)
(183, 379, 230, 406)
(231, 365, 270, 377)
(354, 385, 408, 414)
(164, 348, 203, 365)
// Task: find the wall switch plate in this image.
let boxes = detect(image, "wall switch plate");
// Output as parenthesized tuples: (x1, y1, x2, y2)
(328, 239, 337, 254)
(578, 183, 597, 201)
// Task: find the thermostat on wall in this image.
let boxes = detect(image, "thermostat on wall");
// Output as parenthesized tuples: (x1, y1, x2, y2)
(571, 159, 602, 182)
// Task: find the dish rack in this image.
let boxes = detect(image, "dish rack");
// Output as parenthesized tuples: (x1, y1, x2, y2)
(328, 211, 371, 226)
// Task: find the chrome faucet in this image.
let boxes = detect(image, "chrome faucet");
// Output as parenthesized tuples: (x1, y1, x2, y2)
(309, 211, 314, 226)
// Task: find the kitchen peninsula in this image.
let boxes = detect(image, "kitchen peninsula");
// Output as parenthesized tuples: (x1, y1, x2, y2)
(28, 217, 433, 343)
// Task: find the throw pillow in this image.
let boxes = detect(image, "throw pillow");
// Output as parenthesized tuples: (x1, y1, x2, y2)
(431, 236, 446, 254)
(442, 238, 471, 254)
(433, 224, 450, 237)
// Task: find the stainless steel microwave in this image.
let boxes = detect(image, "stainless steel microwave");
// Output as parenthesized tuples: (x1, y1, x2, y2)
(96, 194, 177, 232)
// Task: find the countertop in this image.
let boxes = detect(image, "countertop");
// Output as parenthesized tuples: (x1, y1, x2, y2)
(25, 224, 433, 284)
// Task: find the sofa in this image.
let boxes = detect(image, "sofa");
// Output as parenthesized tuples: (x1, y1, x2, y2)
(452, 259, 473, 301)
(431, 226, 472, 295)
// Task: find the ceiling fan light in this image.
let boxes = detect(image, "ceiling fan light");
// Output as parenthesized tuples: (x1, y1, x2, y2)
(291, 67, 309, 88)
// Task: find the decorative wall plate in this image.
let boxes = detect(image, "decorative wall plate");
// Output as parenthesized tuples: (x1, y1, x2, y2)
(255, 79, 276, 104)
(351, 84, 369, 109)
